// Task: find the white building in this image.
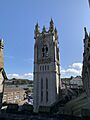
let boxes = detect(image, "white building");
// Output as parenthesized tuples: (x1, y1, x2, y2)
(33, 19, 61, 112)
(70, 76, 83, 89)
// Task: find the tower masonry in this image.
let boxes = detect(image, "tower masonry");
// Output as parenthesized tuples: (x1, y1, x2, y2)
(33, 19, 61, 112)
(0, 39, 4, 69)
(82, 27, 90, 100)
(0, 39, 4, 108)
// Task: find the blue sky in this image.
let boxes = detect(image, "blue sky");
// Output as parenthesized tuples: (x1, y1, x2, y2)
(0, 0, 90, 79)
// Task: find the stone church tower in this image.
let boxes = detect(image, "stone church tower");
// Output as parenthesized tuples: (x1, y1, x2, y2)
(0, 39, 4, 68)
(33, 19, 61, 112)
(0, 39, 4, 108)
(82, 27, 90, 100)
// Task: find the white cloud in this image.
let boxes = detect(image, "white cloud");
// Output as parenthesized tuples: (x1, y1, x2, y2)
(69, 63, 82, 70)
(61, 62, 82, 78)
(7, 63, 83, 79)
(8, 74, 19, 78)
(7, 72, 33, 80)
(24, 73, 33, 79)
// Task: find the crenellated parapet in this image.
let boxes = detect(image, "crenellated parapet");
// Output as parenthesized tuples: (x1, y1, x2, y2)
(34, 19, 58, 42)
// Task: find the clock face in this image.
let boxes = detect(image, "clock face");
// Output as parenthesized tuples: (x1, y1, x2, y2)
(42, 45, 48, 58)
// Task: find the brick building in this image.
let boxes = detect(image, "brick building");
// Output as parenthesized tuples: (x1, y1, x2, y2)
(3, 87, 26, 104)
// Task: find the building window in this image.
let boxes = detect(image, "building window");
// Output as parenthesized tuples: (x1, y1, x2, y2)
(42, 47, 45, 57)
(40, 66, 41, 71)
(88, 43, 90, 47)
(46, 78, 48, 90)
(41, 78, 43, 89)
(46, 78, 48, 102)
(87, 48, 89, 52)
(41, 91, 43, 102)
(46, 91, 48, 102)
(42, 66, 44, 71)
(45, 65, 46, 70)
(42, 45, 48, 57)
(88, 56, 90, 61)
(41, 78, 43, 102)
(47, 65, 49, 70)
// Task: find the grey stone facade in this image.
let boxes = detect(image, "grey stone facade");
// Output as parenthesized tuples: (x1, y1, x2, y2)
(0, 39, 4, 109)
(82, 27, 90, 101)
(33, 19, 61, 112)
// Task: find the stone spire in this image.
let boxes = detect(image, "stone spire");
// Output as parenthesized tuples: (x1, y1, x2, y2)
(49, 18, 54, 32)
(0, 39, 4, 49)
(82, 27, 90, 101)
(55, 27, 58, 40)
(34, 22, 40, 39)
(42, 25, 46, 33)
(84, 27, 88, 39)
(0, 39, 4, 69)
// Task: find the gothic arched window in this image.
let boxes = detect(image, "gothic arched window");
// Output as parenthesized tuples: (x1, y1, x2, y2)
(41, 78, 43, 89)
(42, 45, 48, 57)
(46, 78, 48, 90)
(41, 78, 43, 102)
(46, 78, 48, 102)
(88, 56, 90, 61)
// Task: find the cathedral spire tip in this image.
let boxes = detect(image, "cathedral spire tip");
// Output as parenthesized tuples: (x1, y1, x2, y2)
(42, 25, 46, 33)
(84, 27, 88, 39)
(50, 18, 54, 23)
(55, 27, 57, 33)
(34, 22, 40, 39)
(49, 18, 54, 32)
(50, 18, 54, 26)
